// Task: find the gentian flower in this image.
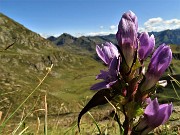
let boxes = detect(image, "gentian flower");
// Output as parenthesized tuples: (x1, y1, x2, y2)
(90, 56, 120, 90)
(135, 98, 173, 135)
(138, 32, 155, 60)
(96, 42, 119, 65)
(79, 10, 173, 135)
(140, 44, 172, 91)
(116, 10, 138, 67)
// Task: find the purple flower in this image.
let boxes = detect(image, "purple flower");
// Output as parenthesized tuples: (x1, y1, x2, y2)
(116, 10, 138, 67)
(96, 42, 119, 65)
(90, 56, 120, 90)
(138, 32, 155, 60)
(140, 44, 172, 91)
(135, 98, 173, 135)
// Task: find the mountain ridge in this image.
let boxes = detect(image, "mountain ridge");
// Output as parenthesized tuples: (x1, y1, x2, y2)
(48, 29, 180, 47)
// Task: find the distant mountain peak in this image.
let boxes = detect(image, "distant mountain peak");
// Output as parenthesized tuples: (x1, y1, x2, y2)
(61, 33, 74, 37)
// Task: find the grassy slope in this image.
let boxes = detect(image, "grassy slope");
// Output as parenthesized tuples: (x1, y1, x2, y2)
(1, 44, 179, 134)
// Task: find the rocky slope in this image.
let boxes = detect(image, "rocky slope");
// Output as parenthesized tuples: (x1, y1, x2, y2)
(0, 13, 104, 117)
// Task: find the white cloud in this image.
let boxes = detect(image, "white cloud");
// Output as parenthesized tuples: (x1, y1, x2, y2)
(40, 33, 51, 38)
(110, 25, 117, 30)
(144, 17, 163, 26)
(164, 19, 180, 24)
(140, 17, 180, 32)
(78, 24, 118, 37)
(40, 33, 61, 38)
(41, 17, 180, 38)
(86, 31, 116, 36)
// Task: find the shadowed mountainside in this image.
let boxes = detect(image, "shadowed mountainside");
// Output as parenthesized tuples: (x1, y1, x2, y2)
(48, 29, 180, 61)
(48, 29, 180, 47)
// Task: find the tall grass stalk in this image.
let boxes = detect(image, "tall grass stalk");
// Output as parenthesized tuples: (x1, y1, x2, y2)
(12, 95, 40, 134)
(44, 94, 48, 135)
(18, 126, 29, 135)
(168, 74, 180, 100)
(104, 96, 124, 135)
(64, 123, 77, 135)
(78, 103, 101, 134)
(0, 64, 53, 132)
(171, 80, 180, 100)
(12, 108, 25, 135)
(87, 111, 101, 134)
(36, 116, 40, 135)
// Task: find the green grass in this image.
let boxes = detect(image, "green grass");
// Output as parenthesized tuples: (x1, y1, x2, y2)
(0, 43, 179, 134)
(1, 13, 179, 134)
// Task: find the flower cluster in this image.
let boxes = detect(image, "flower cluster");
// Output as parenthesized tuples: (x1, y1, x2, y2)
(78, 11, 173, 135)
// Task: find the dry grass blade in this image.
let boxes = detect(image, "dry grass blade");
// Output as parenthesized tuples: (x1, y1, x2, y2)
(18, 126, 29, 135)
(0, 64, 53, 132)
(12, 108, 25, 135)
(36, 117, 40, 135)
(44, 94, 48, 135)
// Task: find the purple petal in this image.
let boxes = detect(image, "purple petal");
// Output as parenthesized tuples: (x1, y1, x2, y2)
(138, 32, 155, 60)
(116, 11, 138, 67)
(149, 44, 172, 76)
(109, 56, 118, 73)
(106, 80, 118, 88)
(145, 97, 152, 104)
(90, 81, 107, 90)
(120, 10, 138, 31)
(96, 70, 109, 80)
(96, 43, 118, 65)
(103, 42, 119, 64)
(96, 45, 108, 64)
(149, 109, 166, 127)
(145, 98, 173, 128)
(141, 44, 172, 91)
(145, 98, 159, 116)
(108, 57, 119, 82)
(137, 98, 173, 135)
(159, 103, 173, 124)
(108, 43, 119, 58)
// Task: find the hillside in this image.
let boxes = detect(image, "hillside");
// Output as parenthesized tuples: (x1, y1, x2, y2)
(48, 29, 180, 74)
(0, 13, 179, 134)
(0, 13, 105, 117)
(48, 29, 180, 60)
(149, 29, 180, 46)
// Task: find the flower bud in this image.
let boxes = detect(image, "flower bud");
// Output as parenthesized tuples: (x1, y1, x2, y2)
(135, 98, 173, 135)
(138, 32, 155, 60)
(140, 44, 172, 91)
(116, 10, 138, 67)
(96, 42, 119, 65)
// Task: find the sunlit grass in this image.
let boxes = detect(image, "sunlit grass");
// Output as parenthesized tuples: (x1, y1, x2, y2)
(0, 45, 179, 134)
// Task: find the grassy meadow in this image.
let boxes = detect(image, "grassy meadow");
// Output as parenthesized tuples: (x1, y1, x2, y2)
(0, 44, 179, 135)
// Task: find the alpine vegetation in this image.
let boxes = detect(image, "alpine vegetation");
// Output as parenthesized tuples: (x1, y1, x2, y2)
(78, 11, 173, 135)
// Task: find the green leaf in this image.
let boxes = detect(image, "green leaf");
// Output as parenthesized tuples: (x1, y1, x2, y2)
(78, 88, 115, 131)
(126, 101, 144, 120)
(131, 58, 141, 72)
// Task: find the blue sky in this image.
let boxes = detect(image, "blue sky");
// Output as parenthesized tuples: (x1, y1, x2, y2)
(0, 0, 180, 37)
